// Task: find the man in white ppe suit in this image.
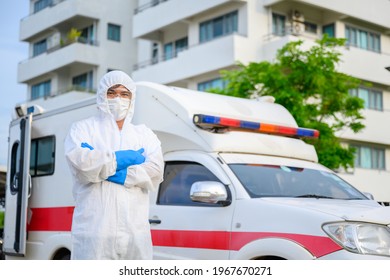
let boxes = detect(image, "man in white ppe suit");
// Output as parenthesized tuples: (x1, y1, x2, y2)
(64, 70, 164, 259)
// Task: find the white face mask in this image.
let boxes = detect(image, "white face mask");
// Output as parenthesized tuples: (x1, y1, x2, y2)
(107, 97, 131, 121)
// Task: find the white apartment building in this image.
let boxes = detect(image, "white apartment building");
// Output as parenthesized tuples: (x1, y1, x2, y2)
(18, 0, 390, 204)
(18, 0, 137, 109)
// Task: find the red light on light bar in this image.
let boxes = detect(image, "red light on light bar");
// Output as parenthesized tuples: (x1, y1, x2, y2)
(220, 117, 240, 127)
(277, 125, 298, 136)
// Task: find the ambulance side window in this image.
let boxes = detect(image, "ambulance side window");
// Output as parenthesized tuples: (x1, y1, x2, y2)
(158, 161, 223, 206)
(30, 136, 55, 177)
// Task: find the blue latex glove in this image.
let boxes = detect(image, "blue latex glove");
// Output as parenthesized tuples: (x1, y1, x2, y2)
(81, 142, 94, 150)
(107, 168, 127, 185)
(115, 148, 145, 170)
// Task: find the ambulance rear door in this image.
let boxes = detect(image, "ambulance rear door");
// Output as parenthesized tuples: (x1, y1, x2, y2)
(3, 113, 32, 256)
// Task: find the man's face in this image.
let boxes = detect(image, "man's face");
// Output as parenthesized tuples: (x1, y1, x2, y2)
(106, 85, 132, 100)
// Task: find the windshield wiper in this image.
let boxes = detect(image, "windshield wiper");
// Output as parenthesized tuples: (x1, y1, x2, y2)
(295, 194, 334, 199)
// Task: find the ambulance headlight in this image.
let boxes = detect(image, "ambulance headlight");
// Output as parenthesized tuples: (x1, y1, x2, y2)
(323, 222, 390, 257)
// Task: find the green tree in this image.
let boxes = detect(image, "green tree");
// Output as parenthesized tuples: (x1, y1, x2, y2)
(213, 36, 365, 170)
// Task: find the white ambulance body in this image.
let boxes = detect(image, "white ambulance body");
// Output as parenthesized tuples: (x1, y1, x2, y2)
(3, 82, 390, 260)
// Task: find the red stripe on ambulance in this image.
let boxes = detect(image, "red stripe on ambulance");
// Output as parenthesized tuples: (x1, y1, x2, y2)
(151, 229, 342, 258)
(230, 231, 342, 257)
(27, 207, 74, 231)
(27, 207, 342, 257)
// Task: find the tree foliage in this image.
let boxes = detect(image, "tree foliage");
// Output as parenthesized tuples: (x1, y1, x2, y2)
(212, 36, 365, 170)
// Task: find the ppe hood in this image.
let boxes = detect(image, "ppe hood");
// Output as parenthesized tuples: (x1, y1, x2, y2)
(96, 70, 137, 122)
(261, 197, 390, 225)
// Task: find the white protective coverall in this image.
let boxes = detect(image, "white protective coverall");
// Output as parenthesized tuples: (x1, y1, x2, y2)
(64, 71, 164, 260)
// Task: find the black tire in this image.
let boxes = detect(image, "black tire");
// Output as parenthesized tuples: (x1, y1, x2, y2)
(53, 249, 71, 260)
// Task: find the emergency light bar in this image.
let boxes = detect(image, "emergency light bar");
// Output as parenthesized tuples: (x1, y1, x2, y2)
(193, 114, 319, 139)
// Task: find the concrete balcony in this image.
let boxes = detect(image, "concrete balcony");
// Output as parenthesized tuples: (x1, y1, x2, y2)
(263, 34, 390, 86)
(339, 47, 390, 87)
(18, 43, 99, 83)
(25, 90, 95, 112)
(261, 34, 302, 62)
(263, 0, 390, 29)
(20, 0, 101, 41)
(133, 0, 246, 39)
(336, 109, 390, 146)
(132, 33, 256, 84)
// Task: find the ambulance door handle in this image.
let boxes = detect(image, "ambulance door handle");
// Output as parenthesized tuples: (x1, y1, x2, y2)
(11, 173, 19, 193)
(28, 174, 32, 198)
(149, 219, 161, 225)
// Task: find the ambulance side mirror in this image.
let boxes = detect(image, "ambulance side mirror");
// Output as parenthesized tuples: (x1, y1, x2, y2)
(190, 181, 231, 206)
(363, 192, 375, 200)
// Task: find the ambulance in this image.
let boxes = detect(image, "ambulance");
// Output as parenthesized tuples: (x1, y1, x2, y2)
(3, 82, 390, 260)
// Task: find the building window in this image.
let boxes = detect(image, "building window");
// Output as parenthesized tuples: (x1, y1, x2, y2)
(304, 22, 317, 34)
(164, 43, 174, 60)
(80, 25, 96, 45)
(350, 87, 383, 111)
(72, 71, 93, 91)
(30, 136, 55, 177)
(164, 37, 188, 60)
(345, 25, 380, 53)
(323, 23, 335, 38)
(31, 80, 51, 100)
(272, 13, 286, 36)
(33, 39, 47, 57)
(152, 42, 159, 64)
(352, 145, 385, 170)
(198, 78, 227, 92)
(200, 11, 238, 43)
(175, 37, 188, 55)
(107, 23, 121, 42)
(34, 0, 52, 13)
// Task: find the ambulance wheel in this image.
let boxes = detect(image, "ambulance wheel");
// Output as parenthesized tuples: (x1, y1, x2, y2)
(53, 248, 71, 260)
(253, 256, 285, 260)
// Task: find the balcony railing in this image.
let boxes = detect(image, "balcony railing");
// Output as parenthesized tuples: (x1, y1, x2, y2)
(22, 37, 99, 62)
(134, 0, 169, 14)
(133, 47, 189, 71)
(30, 85, 96, 102)
(133, 32, 243, 70)
(47, 37, 99, 54)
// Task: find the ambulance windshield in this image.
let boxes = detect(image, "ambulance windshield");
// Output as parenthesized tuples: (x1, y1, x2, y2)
(229, 164, 368, 200)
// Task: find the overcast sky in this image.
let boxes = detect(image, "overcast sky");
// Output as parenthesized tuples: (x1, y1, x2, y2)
(0, 2, 29, 166)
